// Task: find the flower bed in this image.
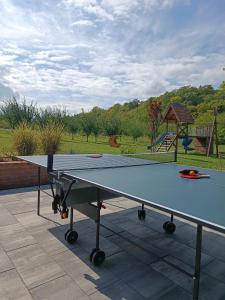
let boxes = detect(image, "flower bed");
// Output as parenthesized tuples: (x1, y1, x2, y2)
(0, 158, 48, 190)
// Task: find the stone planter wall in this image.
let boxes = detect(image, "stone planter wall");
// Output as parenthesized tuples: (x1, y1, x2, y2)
(0, 161, 48, 190)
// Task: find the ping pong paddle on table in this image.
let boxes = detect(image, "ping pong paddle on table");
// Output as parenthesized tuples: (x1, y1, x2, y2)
(179, 169, 210, 179)
(87, 154, 102, 158)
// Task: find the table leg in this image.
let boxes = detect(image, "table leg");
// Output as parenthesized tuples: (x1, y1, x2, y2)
(96, 189, 101, 250)
(70, 207, 74, 231)
(193, 224, 202, 300)
(37, 167, 41, 216)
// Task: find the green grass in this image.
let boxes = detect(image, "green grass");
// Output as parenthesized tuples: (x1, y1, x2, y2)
(0, 129, 13, 156)
(0, 128, 225, 171)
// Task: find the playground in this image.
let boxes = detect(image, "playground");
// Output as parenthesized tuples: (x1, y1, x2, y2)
(147, 102, 223, 159)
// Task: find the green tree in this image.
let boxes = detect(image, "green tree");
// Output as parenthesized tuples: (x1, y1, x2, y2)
(92, 116, 102, 142)
(127, 121, 144, 142)
(104, 117, 121, 136)
(1, 98, 37, 128)
(66, 117, 80, 139)
(36, 106, 66, 128)
(80, 114, 94, 142)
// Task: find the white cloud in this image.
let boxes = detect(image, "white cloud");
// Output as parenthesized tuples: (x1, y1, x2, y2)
(70, 20, 96, 27)
(0, 0, 224, 113)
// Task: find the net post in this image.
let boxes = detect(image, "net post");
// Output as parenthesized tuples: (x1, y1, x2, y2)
(47, 154, 53, 173)
(174, 150, 177, 162)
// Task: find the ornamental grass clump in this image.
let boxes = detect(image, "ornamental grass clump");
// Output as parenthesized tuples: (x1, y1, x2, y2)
(12, 122, 37, 155)
(40, 121, 64, 154)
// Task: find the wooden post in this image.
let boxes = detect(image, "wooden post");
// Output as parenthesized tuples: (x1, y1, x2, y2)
(214, 108, 219, 158)
(207, 108, 217, 157)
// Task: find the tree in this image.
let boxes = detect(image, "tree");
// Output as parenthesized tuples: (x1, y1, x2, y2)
(66, 117, 80, 139)
(104, 117, 121, 137)
(127, 121, 144, 142)
(92, 116, 102, 142)
(36, 106, 66, 128)
(80, 114, 94, 142)
(0, 97, 37, 128)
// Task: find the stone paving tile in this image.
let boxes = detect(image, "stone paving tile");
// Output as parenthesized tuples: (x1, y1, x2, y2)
(151, 257, 193, 291)
(30, 275, 89, 300)
(202, 258, 225, 283)
(15, 211, 50, 228)
(0, 269, 32, 300)
(107, 233, 160, 265)
(0, 247, 14, 273)
(8, 244, 65, 289)
(89, 279, 146, 300)
(102, 251, 146, 278)
(158, 286, 192, 300)
(123, 266, 178, 299)
(199, 273, 225, 300)
(0, 205, 18, 226)
(0, 223, 37, 252)
(151, 235, 213, 268)
(56, 252, 117, 296)
(16, 260, 65, 290)
(7, 244, 51, 269)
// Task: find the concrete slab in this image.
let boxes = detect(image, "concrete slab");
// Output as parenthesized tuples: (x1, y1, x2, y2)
(0, 269, 32, 300)
(30, 275, 89, 300)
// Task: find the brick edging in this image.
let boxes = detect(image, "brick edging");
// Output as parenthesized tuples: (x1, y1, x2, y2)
(0, 161, 48, 190)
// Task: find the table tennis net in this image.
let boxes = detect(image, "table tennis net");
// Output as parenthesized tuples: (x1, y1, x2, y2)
(50, 151, 176, 172)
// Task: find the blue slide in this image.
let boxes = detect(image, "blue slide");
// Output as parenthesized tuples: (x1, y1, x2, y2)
(147, 132, 173, 150)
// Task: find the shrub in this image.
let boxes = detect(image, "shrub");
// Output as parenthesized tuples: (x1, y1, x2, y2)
(120, 146, 136, 154)
(12, 122, 37, 155)
(40, 122, 64, 154)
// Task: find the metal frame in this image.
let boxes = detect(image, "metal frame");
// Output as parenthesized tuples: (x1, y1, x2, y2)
(95, 189, 101, 250)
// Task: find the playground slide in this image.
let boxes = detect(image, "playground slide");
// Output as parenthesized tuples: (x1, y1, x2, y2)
(147, 132, 172, 150)
(182, 137, 194, 151)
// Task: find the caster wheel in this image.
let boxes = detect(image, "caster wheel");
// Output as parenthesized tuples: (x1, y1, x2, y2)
(138, 209, 146, 220)
(64, 229, 71, 240)
(90, 248, 98, 262)
(90, 249, 105, 266)
(163, 221, 169, 230)
(163, 221, 176, 234)
(66, 230, 78, 244)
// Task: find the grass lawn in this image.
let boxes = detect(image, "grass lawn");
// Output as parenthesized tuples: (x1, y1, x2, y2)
(0, 128, 224, 170)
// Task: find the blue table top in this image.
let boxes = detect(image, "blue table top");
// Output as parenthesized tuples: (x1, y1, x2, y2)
(17, 154, 225, 232)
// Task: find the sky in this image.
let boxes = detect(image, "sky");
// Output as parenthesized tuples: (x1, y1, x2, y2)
(0, 0, 225, 113)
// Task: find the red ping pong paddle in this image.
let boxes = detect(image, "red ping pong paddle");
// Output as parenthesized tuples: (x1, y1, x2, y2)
(179, 169, 210, 179)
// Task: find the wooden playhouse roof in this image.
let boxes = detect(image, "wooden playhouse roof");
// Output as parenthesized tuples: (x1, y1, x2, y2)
(163, 103, 194, 124)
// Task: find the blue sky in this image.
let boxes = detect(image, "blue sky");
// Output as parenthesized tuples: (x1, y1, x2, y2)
(0, 0, 225, 113)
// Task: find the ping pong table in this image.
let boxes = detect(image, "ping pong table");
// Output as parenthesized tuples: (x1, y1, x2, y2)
(17, 151, 225, 300)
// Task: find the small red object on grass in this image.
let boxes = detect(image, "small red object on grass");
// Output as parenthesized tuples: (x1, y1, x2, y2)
(179, 169, 210, 179)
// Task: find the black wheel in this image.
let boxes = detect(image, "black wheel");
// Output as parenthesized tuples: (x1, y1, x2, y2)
(163, 221, 176, 234)
(163, 221, 169, 230)
(66, 230, 78, 244)
(138, 209, 146, 220)
(92, 250, 105, 266)
(64, 229, 71, 240)
(90, 248, 98, 262)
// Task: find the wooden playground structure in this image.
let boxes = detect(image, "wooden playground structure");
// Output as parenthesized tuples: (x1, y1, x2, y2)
(148, 102, 219, 157)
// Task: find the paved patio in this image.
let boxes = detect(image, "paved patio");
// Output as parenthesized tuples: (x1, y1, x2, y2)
(0, 187, 225, 300)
